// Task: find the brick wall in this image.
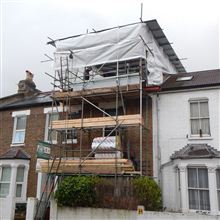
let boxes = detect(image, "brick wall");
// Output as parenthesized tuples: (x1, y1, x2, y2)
(0, 106, 47, 197)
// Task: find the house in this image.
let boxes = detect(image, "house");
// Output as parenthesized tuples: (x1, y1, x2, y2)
(151, 69, 220, 215)
(0, 71, 55, 219)
(0, 20, 185, 219)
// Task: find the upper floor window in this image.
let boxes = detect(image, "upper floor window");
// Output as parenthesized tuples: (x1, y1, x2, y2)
(189, 99, 210, 137)
(12, 110, 30, 145)
(0, 166, 11, 198)
(44, 112, 59, 143)
(188, 167, 210, 211)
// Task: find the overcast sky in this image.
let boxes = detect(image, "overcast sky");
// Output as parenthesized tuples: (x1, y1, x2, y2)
(0, 0, 219, 97)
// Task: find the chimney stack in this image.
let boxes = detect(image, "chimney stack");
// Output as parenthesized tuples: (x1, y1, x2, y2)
(17, 70, 39, 94)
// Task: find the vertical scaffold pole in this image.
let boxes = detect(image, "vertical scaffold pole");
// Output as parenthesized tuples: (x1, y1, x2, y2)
(139, 58, 143, 176)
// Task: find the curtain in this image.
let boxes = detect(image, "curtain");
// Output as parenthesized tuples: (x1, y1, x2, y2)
(189, 189, 199, 210)
(16, 167, 24, 182)
(188, 168, 197, 187)
(190, 102, 199, 117)
(201, 119, 210, 135)
(198, 168, 208, 188)
(199, 190, 210, 210)
(191, 119, 200, 135)
(200, 102, 209, 117)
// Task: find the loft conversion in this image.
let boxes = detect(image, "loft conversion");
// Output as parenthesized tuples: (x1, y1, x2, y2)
(48, 20, 185, 92)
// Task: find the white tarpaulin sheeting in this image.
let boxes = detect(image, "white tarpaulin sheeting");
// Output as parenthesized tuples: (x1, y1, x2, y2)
(54, 23, 177, 85)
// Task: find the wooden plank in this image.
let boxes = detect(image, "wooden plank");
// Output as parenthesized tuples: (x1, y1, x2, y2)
(51, 114, 143, 129)
(52, 84, 140, 99)
(39, 158, 135, 174)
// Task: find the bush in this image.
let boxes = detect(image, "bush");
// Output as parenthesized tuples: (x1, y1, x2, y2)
(54, 175, 100, 207)
(132, 176, 162, 211)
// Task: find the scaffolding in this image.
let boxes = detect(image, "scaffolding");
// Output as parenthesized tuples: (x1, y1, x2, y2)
(35, 23, 152, 220)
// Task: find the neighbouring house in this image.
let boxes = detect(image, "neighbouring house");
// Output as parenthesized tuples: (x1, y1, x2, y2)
(151, 69, 220, 215)
(0, 71, 55, 219)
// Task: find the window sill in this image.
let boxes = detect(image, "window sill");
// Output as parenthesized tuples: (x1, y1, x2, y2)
(188, 136, 213, 140)
(44, 140, 57, 145)
(11, 143, 25, 147)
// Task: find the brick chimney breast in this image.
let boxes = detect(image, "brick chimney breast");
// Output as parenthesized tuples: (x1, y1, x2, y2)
(18, 70, 39, 94)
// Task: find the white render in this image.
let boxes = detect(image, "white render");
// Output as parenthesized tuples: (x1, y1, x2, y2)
(151, 87, 220, 214)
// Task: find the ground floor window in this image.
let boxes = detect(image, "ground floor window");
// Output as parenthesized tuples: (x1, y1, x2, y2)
(187, 167, 210, 210)
(216, 169, 220, 210)
(0, 166, 11, 198)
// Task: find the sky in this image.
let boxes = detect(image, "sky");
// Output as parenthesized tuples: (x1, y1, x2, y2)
(0, 0, 219, 97)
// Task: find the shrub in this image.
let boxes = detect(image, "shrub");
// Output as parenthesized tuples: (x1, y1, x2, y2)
(54, 175, 100, 207)
(132, 176, 162, 211)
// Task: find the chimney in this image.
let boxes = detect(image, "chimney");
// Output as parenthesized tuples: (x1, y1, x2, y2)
(18, 70, 39, 94)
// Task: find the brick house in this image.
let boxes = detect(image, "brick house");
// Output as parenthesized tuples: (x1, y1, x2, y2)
(0, 20, 185, 219)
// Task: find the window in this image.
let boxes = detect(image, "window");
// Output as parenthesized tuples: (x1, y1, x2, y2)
(0, 167, 11, 198)
(189, 99, 210, 136)
(188, 167, 210, 210)
(45, 112, 59, 143)
(216, 170, 220, 210)
(16, 166, 25, 198)
(12, 115, 27, 144)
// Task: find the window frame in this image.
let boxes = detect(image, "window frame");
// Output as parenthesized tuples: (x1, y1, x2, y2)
(44, 112, 59, 144)
(0, 166, 11, 198)
(216, 169, 220, 211)
(187, 167, 210, 211)
(189, 99, 211, 137)
(15, 166, 25, 198)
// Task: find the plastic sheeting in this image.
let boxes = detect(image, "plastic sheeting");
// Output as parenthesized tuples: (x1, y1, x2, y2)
(54, 23, 178, 85)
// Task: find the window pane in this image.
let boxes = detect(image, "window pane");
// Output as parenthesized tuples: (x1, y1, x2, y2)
(14, 130, 25, 143)
(200, 102, 209, 117)
(16, 167, 25, 182)
(47, 113, 59, 142)
(188, 168, 197, 188)
(189, 189, 199, 210)
(16, 116, 27, 130)
(1, 167, 11, 181)
(198, 168, 208, 188)
(218, 191, 220, 211)
(190, 102, 199, 117)
(0, 183, 10, 198)
(200, 119, 210, 135)
(216, 170, 220, 189)
(191, 119, 200, 135)
(16, 184, 22, 197)
(199, 190, 210, 210)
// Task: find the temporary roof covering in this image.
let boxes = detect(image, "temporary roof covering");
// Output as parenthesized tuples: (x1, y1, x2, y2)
(49, 20, 185, 85)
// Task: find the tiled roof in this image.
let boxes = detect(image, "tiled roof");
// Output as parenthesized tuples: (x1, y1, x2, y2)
(0, 147, 31, 160)
(161, 69, 220, 91)
(0, 92, 53, 110)
(170, 144, 220, 160)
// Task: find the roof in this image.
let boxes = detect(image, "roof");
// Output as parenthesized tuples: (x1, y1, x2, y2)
(47, 19, 185, 73)
(161, 69, 220, 91)
(145, 20, 185, 73)
(0, 147, 31, 160)
(171, 144, 220, 160)
(0, 92, 53, 110)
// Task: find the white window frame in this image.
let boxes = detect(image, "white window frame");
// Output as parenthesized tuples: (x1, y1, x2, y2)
(0, 166, 11, 198)
(15, 166, 25, 199)
(216, 169, 220, 211)
(189, 98, 210, 138)
(11, 110, 30, 146)
(187, 167, 210, 211)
